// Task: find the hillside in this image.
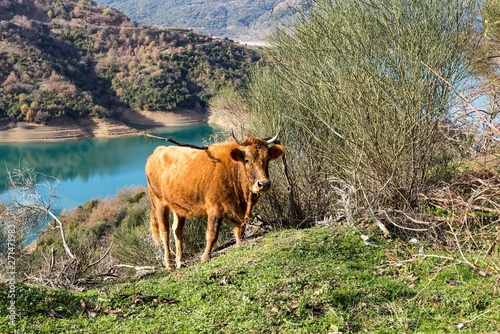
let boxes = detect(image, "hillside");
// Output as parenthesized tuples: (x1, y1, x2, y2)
(94, 0, 305, 42)
(1, 227, 499, 332)
(0, 0, 259, 124)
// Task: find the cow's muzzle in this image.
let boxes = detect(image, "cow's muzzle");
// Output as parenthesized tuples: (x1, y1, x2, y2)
(253, 180, 271, 193)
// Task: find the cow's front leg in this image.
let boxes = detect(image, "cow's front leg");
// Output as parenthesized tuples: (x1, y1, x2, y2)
(201, 216, 222, 262)
(233, 224, 244, 246)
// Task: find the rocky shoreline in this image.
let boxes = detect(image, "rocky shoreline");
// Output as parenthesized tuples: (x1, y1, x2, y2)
(0, 109, 209, 143)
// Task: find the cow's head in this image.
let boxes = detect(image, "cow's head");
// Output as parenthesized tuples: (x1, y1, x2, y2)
(230, 131, 285, 194)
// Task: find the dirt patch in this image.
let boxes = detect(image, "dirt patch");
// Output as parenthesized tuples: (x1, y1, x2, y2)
(119, 108, 208, 128)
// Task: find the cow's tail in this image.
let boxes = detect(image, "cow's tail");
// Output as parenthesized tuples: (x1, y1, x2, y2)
(147, 179, 161, 245)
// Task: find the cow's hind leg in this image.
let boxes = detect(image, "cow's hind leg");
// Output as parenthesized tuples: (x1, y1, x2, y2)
(158, 206, 172, 270)
(150, 196, 172, 270)
(172, 212, 186, 269)
(148, 186, 161, 245)
(201, 216, 222, 263)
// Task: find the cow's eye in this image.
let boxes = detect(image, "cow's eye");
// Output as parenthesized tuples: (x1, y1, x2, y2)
(244, 159, 250, 164)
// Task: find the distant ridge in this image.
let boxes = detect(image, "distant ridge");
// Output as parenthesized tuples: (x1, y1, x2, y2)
(94, 0, 306, 42)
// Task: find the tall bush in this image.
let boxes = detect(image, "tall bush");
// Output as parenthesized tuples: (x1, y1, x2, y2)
(249, 0, 479, 221)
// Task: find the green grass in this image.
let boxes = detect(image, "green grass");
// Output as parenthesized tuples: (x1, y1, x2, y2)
(1, 227, 499, 333)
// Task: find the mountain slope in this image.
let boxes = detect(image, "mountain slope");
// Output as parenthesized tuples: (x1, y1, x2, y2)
(0, 0, 258, 123)
(94, 0, 305, 42)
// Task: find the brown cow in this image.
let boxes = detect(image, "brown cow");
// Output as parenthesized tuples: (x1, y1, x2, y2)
(145, 132, 285, 269)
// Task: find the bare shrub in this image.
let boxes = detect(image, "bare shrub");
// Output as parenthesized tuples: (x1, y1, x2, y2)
(0, 170, 157, 288)
(85, 186, 146, 227)
(2, 71, 19, 87)
(208, 85, 251, 131)
(248, 0, 480, 228)
(12, 15, 33, 29)
(422, 161, 500, 273)
(86, 199, 126, 227)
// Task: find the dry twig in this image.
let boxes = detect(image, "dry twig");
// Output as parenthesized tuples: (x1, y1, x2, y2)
(141, 132, 208, 149)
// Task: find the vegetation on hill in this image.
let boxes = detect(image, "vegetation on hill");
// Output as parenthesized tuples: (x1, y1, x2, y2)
(0, 0, 259, 124)
(94, 0, 305, 42)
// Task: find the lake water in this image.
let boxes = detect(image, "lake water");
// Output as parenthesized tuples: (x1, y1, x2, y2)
(0, 124, 220, 212)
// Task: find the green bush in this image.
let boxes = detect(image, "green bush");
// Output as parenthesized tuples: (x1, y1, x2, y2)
(112, 224, 161, 267)
(67, 220, 109, 260)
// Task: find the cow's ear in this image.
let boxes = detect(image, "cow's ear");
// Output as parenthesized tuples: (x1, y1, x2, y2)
(230, 148, 245, 162)
(269, 144, 285, 160)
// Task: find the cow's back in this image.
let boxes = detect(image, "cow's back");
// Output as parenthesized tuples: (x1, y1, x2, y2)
(145, 144, 237, 218)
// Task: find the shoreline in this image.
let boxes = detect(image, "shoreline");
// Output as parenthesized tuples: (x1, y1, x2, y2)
(0, 109, 209, 143)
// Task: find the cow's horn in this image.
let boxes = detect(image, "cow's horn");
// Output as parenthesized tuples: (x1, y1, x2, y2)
(231, 130, 243, 145)
(265, 128, 281, 145)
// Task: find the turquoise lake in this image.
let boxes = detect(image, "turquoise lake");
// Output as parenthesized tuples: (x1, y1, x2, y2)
(0, 124, 219, 212)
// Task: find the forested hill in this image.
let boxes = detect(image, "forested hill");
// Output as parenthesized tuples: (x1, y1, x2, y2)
(94, 0, 305, 42)
(0, 0, 259, 124)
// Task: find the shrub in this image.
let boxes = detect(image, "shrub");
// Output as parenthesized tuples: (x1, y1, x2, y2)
(112, 224, 162, 267)
(248, 0, 480, 223)
(67, 220, 109, 260)
(208, 85, 251, 130)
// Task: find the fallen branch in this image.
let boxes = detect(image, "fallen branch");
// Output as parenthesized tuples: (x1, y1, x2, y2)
(388, 253, 489, 276)
(381, 210, 431, 232)
(113, 264, 157, 271)
(113, 264, 158, 278)
(409, 261, 453, 302)
(141, 132, 208, 150)
(81, 243, 113, 274)
(460, 305, 500, 329)
(45, 208, 77, 260)
(394, 210, 431, 225)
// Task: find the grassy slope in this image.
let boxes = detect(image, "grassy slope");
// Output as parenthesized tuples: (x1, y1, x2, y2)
(1, 227, 499, 333)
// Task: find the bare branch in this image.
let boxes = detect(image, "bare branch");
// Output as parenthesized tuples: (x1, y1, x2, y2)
(141, 132, 208, 150)
(421, 61, 500, 140)
(113, 264, 157, 271)
(408, 261, 454, 302)
(45, 208, 76, 260)
(82, 243, 113, 273)
(5, 166, 77, 260)
(394, 210, 431, 225)
(381, 211, 430, 232)
(113, 264, 158, 278)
